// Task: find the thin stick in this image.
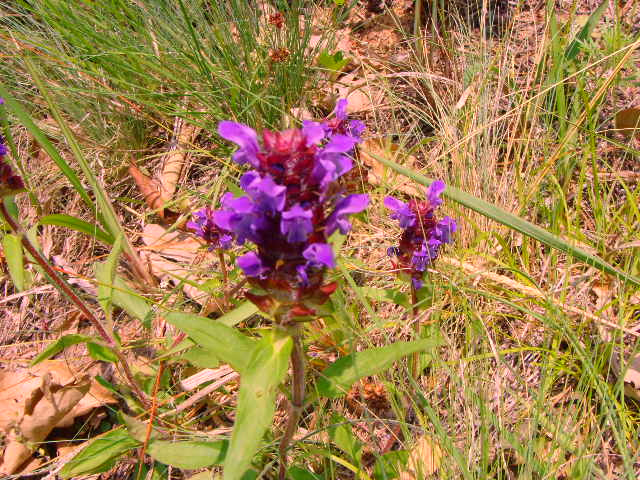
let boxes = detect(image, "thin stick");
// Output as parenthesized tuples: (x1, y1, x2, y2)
(0, 202, 149, 406)
(278, 329, 305, 480)
(136, 360, 165, 480)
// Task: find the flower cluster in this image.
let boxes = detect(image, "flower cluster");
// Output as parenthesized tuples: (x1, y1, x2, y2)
(0, 104, 25, 199)
(190, 100, 368, 317)
(384, 181, 456, 289)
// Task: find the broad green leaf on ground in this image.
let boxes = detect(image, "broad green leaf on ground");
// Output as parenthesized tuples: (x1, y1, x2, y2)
(165, 311, 257, 373)
(121, 413, 161, 443)
(317, 337, 441, 398)
(39, 214, 114, 245)
(2, 233, 25, 291)
(329, 414, 362, 462)
(147, 440, 228, 469)
(222, 332, 293, 480)
(373, 154, 640, 288)
(31, 334, 94, 366)
(59, 429, 140, 478)
(95, 235, 123, 323)
(564, 0, 607, 60)
(180, 347, 220, 369)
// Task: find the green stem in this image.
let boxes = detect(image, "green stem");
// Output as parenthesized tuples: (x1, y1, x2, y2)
(279, 327, 305, 480)
(410, 282, 420, 378)
(0, 201, 149, 406)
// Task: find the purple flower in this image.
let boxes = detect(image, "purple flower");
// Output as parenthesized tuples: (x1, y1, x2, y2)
(187, 207, 233, 250)
(241, 173, 286, 214)
(0, 134, 25, 198)
(237, 252, 266, 277)
(384, 196, 415, 229)
(326, 194, 370, 235)
(302, 121, 327, 146)
(218, 121, 260, 167)
(281, 204, 313, 243)
(334, 99, 348, 121)
(303, 242, 336, 269)
(427, 180, 446, 208)
(213, 101, 369, 314)
(386, 181, 456, 289)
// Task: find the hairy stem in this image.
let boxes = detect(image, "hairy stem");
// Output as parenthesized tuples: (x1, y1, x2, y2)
(218, 248, 229, 306)
(278, 328, 305, 480)
(0, 201, 149, 406)
(411, 282, 420, 378)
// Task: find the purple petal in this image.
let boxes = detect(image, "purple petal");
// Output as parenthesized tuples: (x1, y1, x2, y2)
(427, 180, 446, 208)
(296, 264, 310, 287)
(434, 216, 457, 244)
(412, 277, 423, 290)
(334, 99, 348, 121)
(323, 134, 358, 153)
(303, 243, 335, 269)
(384, 196, 415, 229)
(219, 234, 233, 250)
(302, 121, 327, 146)
(244, 175, 286, 214)
(313, 155, 353, 190)
(218, 121, 260, 167)
(237, 252, 265, 277)
(349, 120, 365, 140)
(280, 204, 313, 243)
(240, 170, 261, 190)
(387, 246, 400, 257)
(326, 194, 370, 235)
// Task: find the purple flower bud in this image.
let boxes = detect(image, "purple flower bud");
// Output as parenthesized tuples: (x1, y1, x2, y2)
(412, 277, 423, 290)
(237, 252, 266, 277)
(384, 196, 416, 229)
(218, 121, 261, 167)
(387, 246, 400, 257)
(326, 194, 370, 236)
(303, 242, 335, 268)
(0, 143, 7, 157)
(280, 204, 313, 243)
(427, 180, 446, 208)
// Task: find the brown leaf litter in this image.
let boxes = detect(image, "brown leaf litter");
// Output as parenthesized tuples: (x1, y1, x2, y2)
(0, 360, 116, 475)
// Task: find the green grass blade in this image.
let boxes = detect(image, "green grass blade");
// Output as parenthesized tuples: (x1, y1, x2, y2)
(564, 0, 608, 61)
(373, 154, 640, 287)
(0, 82, 94, 210)
(39, 214, 114, 245)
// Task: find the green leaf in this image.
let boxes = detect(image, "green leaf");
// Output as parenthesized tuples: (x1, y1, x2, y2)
(165, 312, 257, 373)
(112, 275, 153, 328)
(373, 450, 409, 480)
(39, 214, 114, 245)
(87, 342, 118, 363)
(317, 337, 441, 398)
(222, 332, 293, 480)
(288, 467, 323, 480)
(180, 347, 220, 369)
(121, 413, 161, 443)
(360, 287, 410, 309)
(329, 414, 362, 462)
(2, 233, 25, 291)
(31, 334, 94, 366)
(373, 154, 640, 288)
(96, 235, 123, 323)
(218, 300, 259, 327)
(59, 429, 140, 478)
(564, 0, 607, 61)
(317, 49, 349, 72)
(147, 440, 228, 469)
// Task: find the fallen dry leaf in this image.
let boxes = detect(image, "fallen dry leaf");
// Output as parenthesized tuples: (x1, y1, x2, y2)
(129, 163, 179, 223)
(615, 107, 640, 137)
(0, 361, 116, 475)
(399, 435, 442, 479)
(160, 121, 199, 203)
